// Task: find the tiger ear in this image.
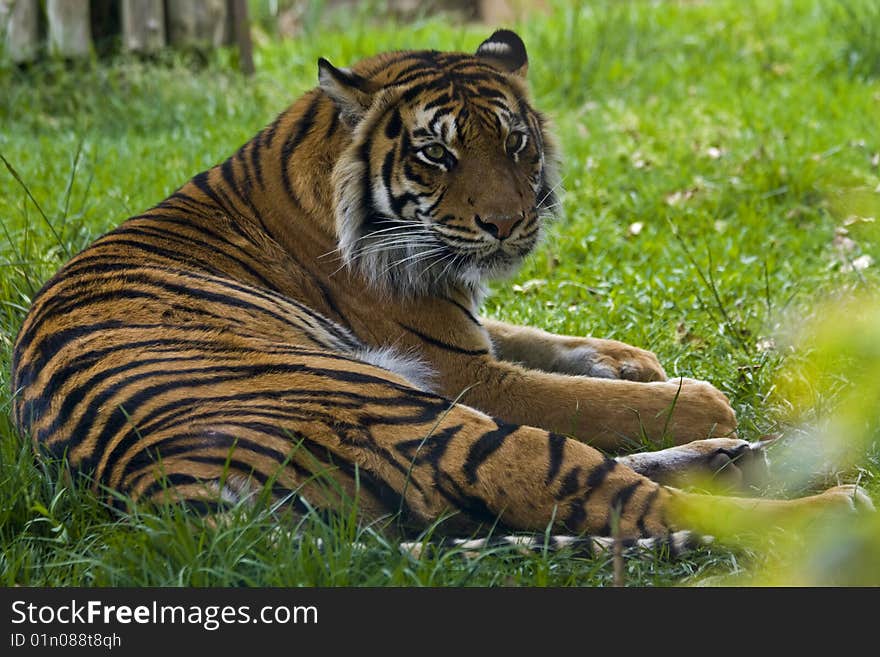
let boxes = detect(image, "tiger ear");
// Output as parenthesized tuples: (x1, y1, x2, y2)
(318, 58, 375, 126)
(475, 29, 528, 77)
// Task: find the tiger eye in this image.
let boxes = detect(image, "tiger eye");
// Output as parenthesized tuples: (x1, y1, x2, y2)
(505, 131, 526, 155)
(422, 144, 448, 162)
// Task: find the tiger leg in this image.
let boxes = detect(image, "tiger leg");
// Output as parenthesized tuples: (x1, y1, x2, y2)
(482, 318, 667, 382)
(615, 437, 772, 489)
(105, 353, 868, 540)
(435, 354, 737, 452)
(119, 392, 678, 539)
(81, 340, 655, 534)
(376, 407, 871, 538)
(136, 408, 866, 540)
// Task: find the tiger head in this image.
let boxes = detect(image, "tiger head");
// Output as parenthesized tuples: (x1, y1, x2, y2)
(319, 30, 561, 298)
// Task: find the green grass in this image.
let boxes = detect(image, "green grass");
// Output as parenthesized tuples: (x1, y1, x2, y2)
(1, 0, 879, 586)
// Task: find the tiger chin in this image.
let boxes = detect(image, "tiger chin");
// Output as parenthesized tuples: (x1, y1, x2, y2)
(10, 30, 872, 550)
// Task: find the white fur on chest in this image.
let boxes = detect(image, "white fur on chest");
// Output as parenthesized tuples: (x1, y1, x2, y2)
(355, 345, 436, 392)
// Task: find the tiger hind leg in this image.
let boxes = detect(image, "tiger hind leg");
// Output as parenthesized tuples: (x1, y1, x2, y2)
(102, 345, 676, 540)
(103, 348, 870, 546)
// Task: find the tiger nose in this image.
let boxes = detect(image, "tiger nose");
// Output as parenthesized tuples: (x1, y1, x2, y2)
(474, 214, 520, 240)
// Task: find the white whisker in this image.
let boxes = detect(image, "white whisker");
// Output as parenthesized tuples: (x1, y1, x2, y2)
(350, 223, 418, 243)
(379, 247, 449, 275)
(347, 240, 439, 263)
(316, 247, 342, 260)
(438, 252, 463, 280)
(536, 175, 567, 210)
(352, 235, 436, 251)
(424, 251, 458, 276)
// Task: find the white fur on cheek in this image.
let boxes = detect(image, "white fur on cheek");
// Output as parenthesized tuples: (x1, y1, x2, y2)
(333, 150, 368, 266)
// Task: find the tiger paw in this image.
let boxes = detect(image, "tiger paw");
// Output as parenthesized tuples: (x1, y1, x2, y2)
(810, 484, 875, 514)
(632, 377, 738, 445)
(555, 339, 667, 382)
(667, 377, 737, 441)
(617, 437, 770, 490)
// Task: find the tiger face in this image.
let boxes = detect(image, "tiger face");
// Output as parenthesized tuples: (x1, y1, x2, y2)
(322, 30, 561, 297)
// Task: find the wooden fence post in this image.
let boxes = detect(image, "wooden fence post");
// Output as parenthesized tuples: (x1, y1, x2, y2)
(46, 0, 92, 58)
(230, 0, 253, 75)
(121, 0, 166, 53)
(166, 0, 229, 49)
(2, 0, 40, 62)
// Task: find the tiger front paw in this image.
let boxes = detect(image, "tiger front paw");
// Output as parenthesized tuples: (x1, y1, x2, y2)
(556, 339, 667, 382)
(648, 377, 738, 444)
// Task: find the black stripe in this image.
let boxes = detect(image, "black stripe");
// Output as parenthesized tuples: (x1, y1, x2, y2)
(399, 323, 489, 356)
(120, 427, 314, 492)
(325, 109, 340, 139)
(381, 149, 395, 194)
(397, 74, 445, 97)
(104, 384, 446, 477)
(431, 471, 511, 534)
(262, 113, 283, 149)
(220, 157, 251, 215)
(422, 93, 452, 112)
(323, 450, 422, 524)
(314, 279, 351, 328)
(384, 108, 402, 139)
(566, 501, 586, 529)
(35, 335, 253, 409)
(31, 268, 308, 338)
(586, 455, 618, 489)
(29, 255, 360, 358)
(108, 226, 277, 291)
(394, 424, 460, 464)
(635, 486, 660, 537)
(610, 481, 642, 518)
(545, 433, 566, 485)
(281, 93, 322, 203)
(462, 422, 517, 484)
(49, 262, 348, 348)
(140, 214, 261, 258)
(45, 356, 445, 461)
(13, 321, 124, 431)
(402, 160, 431, 187)
(137, 473, 207, 503)
(92, 236, 230, 277)
(557, 466, 581, 499)
(441, 296, 481, 326)
(476, 86, 507, 100)
(159, 192, 216, 217)
(388, 59, 435, 83)
(248, 133, 266, 189)
(190, 170, 232, 216)
(32, 288, 170, 334)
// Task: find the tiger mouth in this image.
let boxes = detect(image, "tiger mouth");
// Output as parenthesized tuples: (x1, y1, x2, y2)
(344, 211, 541, 292)
(435, 233, 538, 275)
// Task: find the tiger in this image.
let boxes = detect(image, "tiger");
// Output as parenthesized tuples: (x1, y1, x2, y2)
(10, 30, 872, 551)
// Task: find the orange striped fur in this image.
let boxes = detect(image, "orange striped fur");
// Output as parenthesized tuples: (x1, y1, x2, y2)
(11, 31, 871, 541)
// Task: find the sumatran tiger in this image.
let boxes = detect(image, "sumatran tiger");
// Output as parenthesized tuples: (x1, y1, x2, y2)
(10, 30, 872, 553)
